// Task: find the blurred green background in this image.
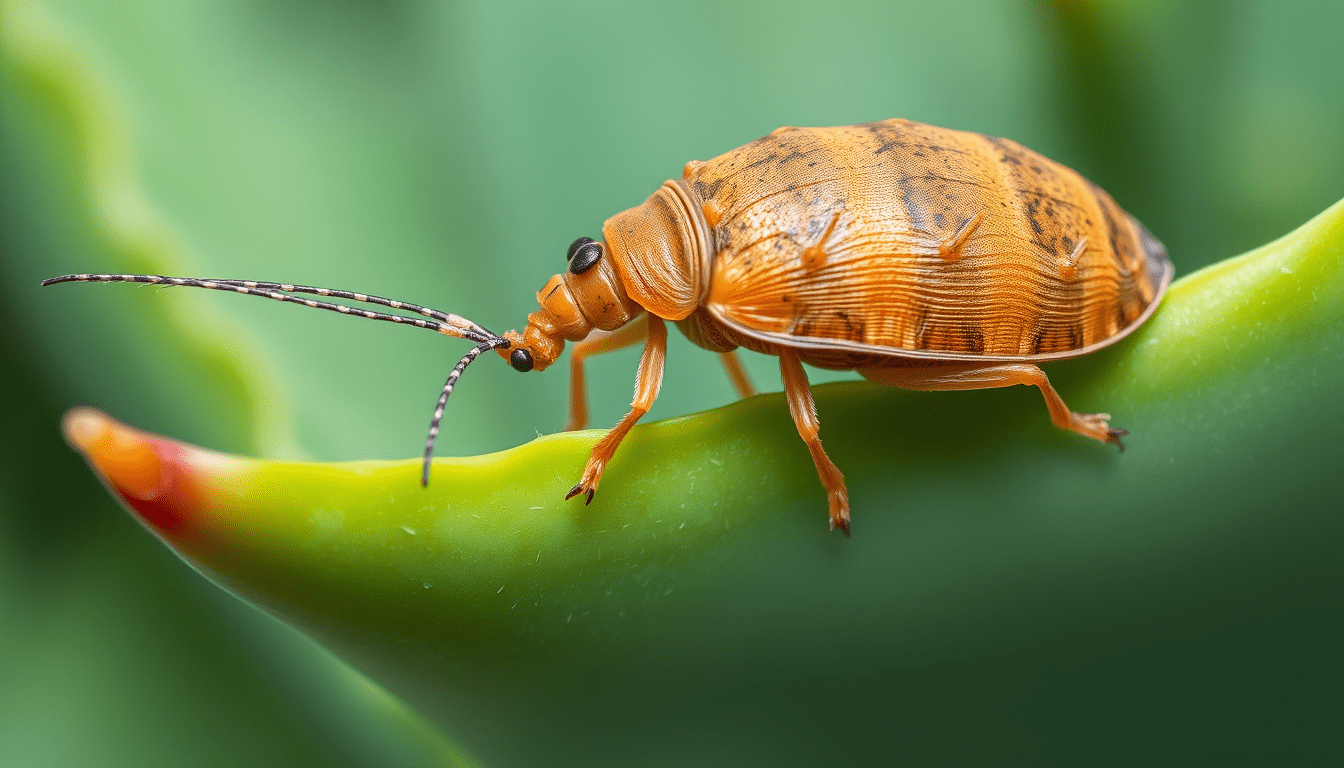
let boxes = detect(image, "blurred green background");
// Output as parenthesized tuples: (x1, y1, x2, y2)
(1, 1, 1340, 766)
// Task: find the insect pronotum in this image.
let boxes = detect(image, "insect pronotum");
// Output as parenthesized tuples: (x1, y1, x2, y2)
(46, 118, 1173, 536)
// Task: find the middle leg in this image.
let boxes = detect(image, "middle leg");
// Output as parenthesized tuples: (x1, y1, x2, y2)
(717, 350, 756, 399)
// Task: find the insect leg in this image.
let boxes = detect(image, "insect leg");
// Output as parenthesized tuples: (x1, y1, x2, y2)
(779, 349, 851, 536)
(564, 314, 650, 432)
(565, 315, 667, 505)
(717, 351, 756, 399)
(859, 363, 1127, 449)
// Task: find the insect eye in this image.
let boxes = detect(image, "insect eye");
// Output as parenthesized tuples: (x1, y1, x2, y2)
(569, 241, 602, 275)
(509, 348, 534, 372)
(566, 237, 595, 262)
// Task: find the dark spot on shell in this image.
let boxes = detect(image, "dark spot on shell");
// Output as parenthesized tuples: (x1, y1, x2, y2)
(865, 122, 905, 155)
(776, 147, 816, 166)
(1029, 326, 1048, 355)
(872, 135, 906, 155)
(746, 152, 778, 170)
(960, 325, 985, 354)
(1024, 195, 1046, 236)
(985, 136, 1023, 165)
(835, 309, 865, 341)
(693, 178, 724, 200)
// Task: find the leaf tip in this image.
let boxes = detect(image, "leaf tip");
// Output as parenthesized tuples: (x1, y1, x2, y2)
(62, 407, 203, 533)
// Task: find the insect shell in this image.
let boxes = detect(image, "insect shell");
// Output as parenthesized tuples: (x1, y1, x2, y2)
(46, 118, 1173, 537)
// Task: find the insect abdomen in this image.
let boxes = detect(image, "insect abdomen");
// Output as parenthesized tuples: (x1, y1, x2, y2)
(689, 119, 1171, 362)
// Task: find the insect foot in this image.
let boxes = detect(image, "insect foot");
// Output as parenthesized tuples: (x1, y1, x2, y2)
(565, 448, 612, 506)
(565, 483, 596, 506)
(828, 492, 852, 538)
(1069, 412, 1128, 452)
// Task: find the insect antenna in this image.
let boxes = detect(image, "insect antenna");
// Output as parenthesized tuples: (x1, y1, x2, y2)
(199, 278, 498, 340)
(422, 337, 513, 486)
(41, 273, 498, 343)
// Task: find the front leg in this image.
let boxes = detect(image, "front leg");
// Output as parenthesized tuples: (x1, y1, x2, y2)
(565, 315, 667, 504)
(860, 362, 1127, 448)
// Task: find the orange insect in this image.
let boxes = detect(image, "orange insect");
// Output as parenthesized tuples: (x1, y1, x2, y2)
(46, 118, 1172, 535)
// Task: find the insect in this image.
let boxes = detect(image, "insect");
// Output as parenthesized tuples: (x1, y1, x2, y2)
(45, 118, 1172, 535)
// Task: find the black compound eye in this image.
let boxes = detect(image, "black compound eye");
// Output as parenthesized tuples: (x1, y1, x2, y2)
(569, 241, 602, 274)
(566, 237, 595, 262)
(509, 348, 534, 372)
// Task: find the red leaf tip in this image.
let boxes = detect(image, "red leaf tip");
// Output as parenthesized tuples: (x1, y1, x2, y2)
(62, 407, 199, 533)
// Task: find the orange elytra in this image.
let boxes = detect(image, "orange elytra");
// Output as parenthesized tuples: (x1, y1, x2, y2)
(45, 118, 1172, 536)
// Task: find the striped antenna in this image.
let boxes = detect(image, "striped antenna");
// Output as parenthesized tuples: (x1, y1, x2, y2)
(200, 278, 497, 340)
(43, 272, 515, 485)
(422, 337, 512, 486)
(40, 273, 499, 343)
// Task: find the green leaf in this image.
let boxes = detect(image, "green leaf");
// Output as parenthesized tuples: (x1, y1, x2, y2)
(69, 198, 1344, 766)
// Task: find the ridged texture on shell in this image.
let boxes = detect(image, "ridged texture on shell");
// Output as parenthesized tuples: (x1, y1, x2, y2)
(602, 181, 710, 321)
(685, 119, 1172, 362)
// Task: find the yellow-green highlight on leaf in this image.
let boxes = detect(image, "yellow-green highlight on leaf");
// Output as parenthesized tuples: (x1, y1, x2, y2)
(67, 199, 1344, 766)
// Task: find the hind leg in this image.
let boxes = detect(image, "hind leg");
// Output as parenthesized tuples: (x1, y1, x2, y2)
(780, 349, 851, 535)
(860, 362, 1126, 449)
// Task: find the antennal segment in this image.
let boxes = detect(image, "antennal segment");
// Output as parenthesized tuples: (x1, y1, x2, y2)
(201, 278, 498, 340)
(42, 273, 498, 344)
(422, 337, 512, 486)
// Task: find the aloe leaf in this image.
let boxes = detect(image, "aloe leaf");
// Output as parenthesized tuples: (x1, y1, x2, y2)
(67, 199, 1344, 766)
